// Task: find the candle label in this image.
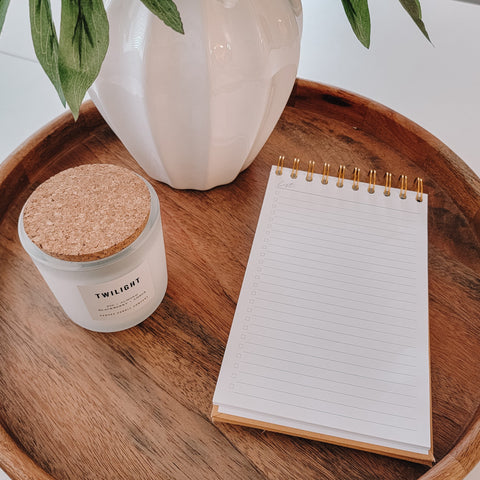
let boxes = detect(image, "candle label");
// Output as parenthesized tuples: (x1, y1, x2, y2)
(78, 261, 155, 322)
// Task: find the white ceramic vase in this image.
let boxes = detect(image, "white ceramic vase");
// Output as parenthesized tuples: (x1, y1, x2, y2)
(89, 0, 302, 190)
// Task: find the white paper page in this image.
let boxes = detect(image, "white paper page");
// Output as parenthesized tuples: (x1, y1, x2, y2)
(214, 166, 430, 452)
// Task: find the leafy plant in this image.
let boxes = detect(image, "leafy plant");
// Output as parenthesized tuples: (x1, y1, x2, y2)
(341, 0, 430, 48)
(0, 0, 183, 119)
(0, 0, 429, 120)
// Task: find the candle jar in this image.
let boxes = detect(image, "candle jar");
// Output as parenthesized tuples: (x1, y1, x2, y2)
(18, 164, 168, 332)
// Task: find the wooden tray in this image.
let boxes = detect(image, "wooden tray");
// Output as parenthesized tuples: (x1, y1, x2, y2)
(0, 79, 479, 480)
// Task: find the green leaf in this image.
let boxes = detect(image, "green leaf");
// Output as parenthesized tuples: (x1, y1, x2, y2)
(0, 0, 10, 35)
(341, 0, 371, 48)
(58, 0, 109, 120)
(398, 0, 430, 42)
(29, 0, 66, 106)
(139, 0, 184, 34)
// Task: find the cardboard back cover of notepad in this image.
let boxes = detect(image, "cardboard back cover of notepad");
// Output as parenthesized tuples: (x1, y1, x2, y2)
(212, 163, 434, 465)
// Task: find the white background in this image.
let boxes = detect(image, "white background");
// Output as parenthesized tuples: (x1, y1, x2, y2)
(0, 0, 479, 479)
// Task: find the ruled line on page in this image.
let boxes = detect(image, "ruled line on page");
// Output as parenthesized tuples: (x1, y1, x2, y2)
(266, 223, 417, 262)
(238, 350, 417, 388)
(265, 241, 417, 276)
(235, 380, 416, 420)
(277, 201, 414, 233)
(242, 339, 416, 379)
(260, 274, 417, 306)
(247, 321, 416, 363)
(256, 299, 416, 336)
(232, 391, 418, 431)
(252, 295, 415, 333)
(237, 371, 414, 408)
(238, 360, 417, 398)
(252, 309, 417, 342)
(276, 184, 422, 216)
(254, 289, 414, 324)
(236, 370, 417, 415)
(245, 334, 416, 374)
(260, 267, 416, 299)
(270, 219, 416, 247)
(270, 220, 417, 257)
(263, 255, 414, 287)
(272, 212, 416, 245)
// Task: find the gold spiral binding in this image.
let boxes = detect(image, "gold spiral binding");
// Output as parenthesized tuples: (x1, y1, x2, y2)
(291, 157, 300, 179)
(336, 165, 345, 188)
(306, 160, 315, 182)
(414, 177, 424, 202)
(384, 172, 392, 197)
(368, 169, 376, 194)
(321, 163, 330, 184)
(274, 158, 420, 203)
(276, 155, 284, 175)
(352, 167, 360, 191)
(399, 175, 408, 199)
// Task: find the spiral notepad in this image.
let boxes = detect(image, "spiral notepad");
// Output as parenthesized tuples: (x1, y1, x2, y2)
(212, 158, 433, 465)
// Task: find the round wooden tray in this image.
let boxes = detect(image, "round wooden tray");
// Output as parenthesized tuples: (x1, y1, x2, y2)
(0, 80, 479, 480)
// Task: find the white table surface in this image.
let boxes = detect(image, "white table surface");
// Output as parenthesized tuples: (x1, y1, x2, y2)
(0, 0, 479, 479)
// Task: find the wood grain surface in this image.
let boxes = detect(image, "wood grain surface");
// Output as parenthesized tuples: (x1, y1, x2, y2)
(0, 79, 479, 480)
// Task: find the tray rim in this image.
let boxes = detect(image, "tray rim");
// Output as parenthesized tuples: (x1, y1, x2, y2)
(0, 79, 479, 480)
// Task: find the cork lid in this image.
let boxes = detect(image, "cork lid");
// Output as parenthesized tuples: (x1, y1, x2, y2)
(22, 164, 151, 261)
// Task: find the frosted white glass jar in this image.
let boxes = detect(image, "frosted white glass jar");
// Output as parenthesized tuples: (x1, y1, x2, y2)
(18, 164, 168, 332)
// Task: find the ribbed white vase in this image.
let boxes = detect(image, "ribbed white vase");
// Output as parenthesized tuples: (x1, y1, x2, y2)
(89, 0, 302, 190)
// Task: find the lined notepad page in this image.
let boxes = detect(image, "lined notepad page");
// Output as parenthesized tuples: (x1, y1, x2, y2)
(213, 166, 431, 454)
